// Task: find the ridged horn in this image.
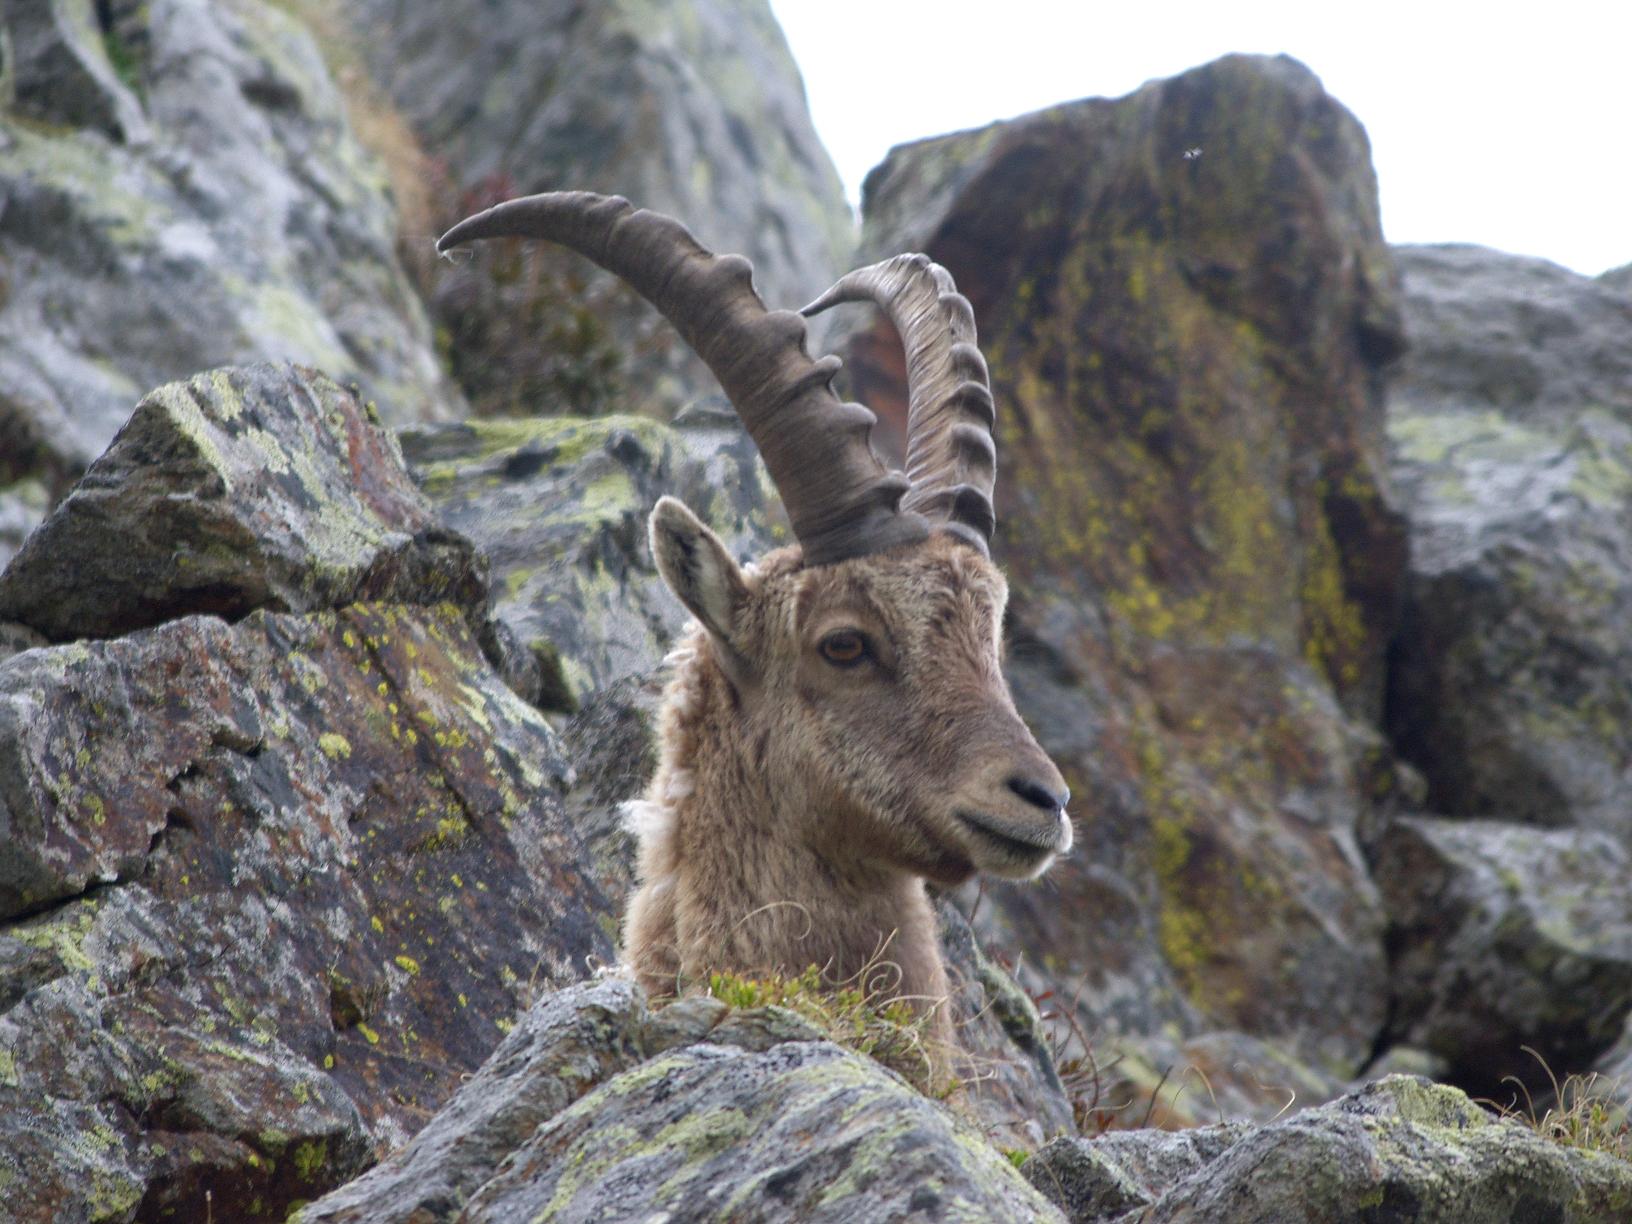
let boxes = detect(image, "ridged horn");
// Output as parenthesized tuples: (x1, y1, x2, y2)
(801, 254, 996, 556)
(437, 191, 928, 566)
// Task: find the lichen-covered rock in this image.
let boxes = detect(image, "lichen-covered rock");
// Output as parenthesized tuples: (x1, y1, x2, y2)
(1027, 1076, 1632, 1222)
(399, 407, 783, 711)
(1372, 817, 1632, 1096)
(0, 603, 617, 1220)
(303, 979, 1067, 1223)
(833, 53, 1403, 1094)
(0, 364, 489, 646)
(343, 0, 853, 417)
(0, 0, 461, 552)
(936, 898, 1076, 1147)
(1386, 245, 1632, 833)
(5, 0, 149, 141)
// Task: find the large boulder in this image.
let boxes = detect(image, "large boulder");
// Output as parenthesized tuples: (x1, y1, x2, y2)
(300, 979, 1067, 1223)
(0, 364, 488, 646)
(343, 0, 855, 418)
(1024, 1075, 1632, 1222)
(1385, 245, 1632, 834)
(1373, 817, 1632, 1096)
(0, 367, 616, 1220)
(0, 0, 463, 566)
(828, 54, 1405, 1100)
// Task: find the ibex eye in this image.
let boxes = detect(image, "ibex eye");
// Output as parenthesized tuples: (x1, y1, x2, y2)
(819, 631, 868, 667)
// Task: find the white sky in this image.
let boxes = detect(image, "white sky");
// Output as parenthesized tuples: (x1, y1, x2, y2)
(769, 0, 1628, 277)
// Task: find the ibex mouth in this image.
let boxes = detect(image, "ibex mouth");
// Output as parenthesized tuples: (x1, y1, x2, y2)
(956, 809, 1064, 867)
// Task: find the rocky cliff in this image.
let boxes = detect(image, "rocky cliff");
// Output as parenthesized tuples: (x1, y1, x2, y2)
(1, 4, 1629, 1220)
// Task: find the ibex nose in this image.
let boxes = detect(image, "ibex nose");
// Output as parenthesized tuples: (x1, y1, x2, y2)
(1007, 775, 1070, 813)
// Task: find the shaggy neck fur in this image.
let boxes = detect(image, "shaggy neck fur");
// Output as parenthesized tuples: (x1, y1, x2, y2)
(623, 631, 950, 1030)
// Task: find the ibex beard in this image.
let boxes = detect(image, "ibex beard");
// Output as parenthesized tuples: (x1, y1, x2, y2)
(437, 192, 1072, 1058)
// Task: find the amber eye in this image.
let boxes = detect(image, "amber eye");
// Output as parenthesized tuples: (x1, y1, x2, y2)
(818, 630, 869, 668)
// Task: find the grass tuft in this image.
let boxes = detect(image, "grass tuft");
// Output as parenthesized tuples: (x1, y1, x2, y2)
(704, 965, 948, 1098)
(1487, 1047, 1631, 1162)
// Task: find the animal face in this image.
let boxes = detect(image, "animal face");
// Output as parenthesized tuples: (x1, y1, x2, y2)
(650, 497, 1072, 886)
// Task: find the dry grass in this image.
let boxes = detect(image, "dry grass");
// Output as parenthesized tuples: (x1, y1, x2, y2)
(704, 964, 949, 1098)
(1487, 1047, 1631, 1162)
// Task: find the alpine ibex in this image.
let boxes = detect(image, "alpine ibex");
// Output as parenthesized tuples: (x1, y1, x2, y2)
(438, 192, 1071, 1043)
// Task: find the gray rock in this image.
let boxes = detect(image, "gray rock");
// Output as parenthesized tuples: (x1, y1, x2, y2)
(0, 0, 461, 499)
(1386, 247, 1632, 833)
(399, 409, 782, 711)
(303, 978, 1066, 1223)
(6, 0, 148, 141)
(937, 897, 1076, 1147)
(1024, 1123, 1249, 1219)
(298, 978, 651, 1224)
(1390, 245, 1632, 424)
(1026, 1076, 1632, 1222)
(1373, 816, 1632, 1096)
(344, 0, 853, 417)
(0, 364, 489, 646)
(0, 602, 617, 1220)
(461, 1039, 1062, 1223)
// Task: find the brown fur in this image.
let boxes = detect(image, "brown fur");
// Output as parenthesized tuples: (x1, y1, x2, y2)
(624, 503, 1071, 1046)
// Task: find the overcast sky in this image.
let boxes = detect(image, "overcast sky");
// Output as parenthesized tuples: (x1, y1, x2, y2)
(769, 0, 1627, 277)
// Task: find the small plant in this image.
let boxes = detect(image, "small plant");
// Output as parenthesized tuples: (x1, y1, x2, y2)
(703, 965, 948, 1097)
(1488, 1047, 1631, 1162)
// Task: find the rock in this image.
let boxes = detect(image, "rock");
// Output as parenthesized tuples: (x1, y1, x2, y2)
(297, 979, 651, 1224)
(0, 364, 489, 646)
(556, 671, 662, 903)
(0, 0, 461, 508)
(343, 0, 854, 417)
(6, 0, 149, 141)
(936, 898, 1076, 1147)
(1372, 816, 1632, 1096)
(1023, 1122, 1249, 1219)
(1386, 245, 1632, 832)
(0, 600, 617, 1220)
(1389, 245, 1632, 423)
(399, 408, 783, 711)
(833, 54, 1403, 1092)
(1026, 1076, 1632, 1222)
(303, 979, 1067, 1223)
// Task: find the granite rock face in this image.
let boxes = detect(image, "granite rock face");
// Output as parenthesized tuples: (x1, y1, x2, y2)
(828, 53, 1404, 1102)
(0, 0, 462, 566)
(0, 366, 618, 1221)
(344, 0, 854, 418)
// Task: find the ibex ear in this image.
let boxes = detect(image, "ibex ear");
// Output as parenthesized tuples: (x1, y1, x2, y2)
(649, 496, 748, 647)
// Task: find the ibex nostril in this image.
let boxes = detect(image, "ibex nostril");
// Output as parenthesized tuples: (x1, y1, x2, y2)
(1008, 775, 1069, 813)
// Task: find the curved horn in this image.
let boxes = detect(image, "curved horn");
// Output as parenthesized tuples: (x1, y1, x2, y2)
(437, 192, 928, 566)
(801, 255, 996, 556)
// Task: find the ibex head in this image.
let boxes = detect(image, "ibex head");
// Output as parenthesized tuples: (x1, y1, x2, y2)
(438, 194, 1069, 991)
